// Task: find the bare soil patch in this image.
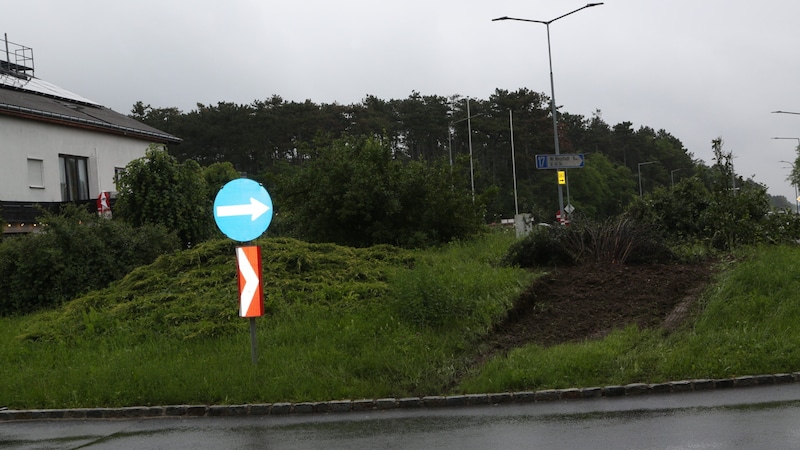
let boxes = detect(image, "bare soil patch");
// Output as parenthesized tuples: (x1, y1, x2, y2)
(482, 262, 717, 354)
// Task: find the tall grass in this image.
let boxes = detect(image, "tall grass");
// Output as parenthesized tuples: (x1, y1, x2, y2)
(389, 233, 529, 332)
(7, 236, 800, 409)
(459, 245, 800, 394)
(0, 231, 533, 409)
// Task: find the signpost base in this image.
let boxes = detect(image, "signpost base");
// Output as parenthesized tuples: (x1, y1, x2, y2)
(249, 317, 258, 364)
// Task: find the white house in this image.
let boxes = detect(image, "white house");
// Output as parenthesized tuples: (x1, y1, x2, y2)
(0, 36, 180, 233)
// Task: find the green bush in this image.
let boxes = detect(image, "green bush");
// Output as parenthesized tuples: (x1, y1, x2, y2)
(115, 145, 214, 248)
(759, 212, 800, 245)
(0, 205, 180, 315)
(501, 225, 575, 268)
(276, 135, 485, 248)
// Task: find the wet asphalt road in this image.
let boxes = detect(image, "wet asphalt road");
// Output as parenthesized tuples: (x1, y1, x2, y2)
(4, 383, 800, 449)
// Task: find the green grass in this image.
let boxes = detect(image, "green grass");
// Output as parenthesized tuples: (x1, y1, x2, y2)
(0, 231, 534, 409)
(5, 236, 800, 410)
(458, 245, 800, 394)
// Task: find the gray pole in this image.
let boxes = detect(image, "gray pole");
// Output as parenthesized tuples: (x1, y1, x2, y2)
(4, 33, 10, 70)
(492, 3, 604, 224)
(566, 170, 571, 216)
(510, 109, 519, 216)
(670, 168, 682, 190)
(638, 161, 657, 199)
(467, 98, 475, 202)
(249, 317, 258, 364)
(545, 23, 566, 221)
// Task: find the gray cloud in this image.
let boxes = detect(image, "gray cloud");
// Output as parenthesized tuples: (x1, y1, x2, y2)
(7, 0, 800, 200)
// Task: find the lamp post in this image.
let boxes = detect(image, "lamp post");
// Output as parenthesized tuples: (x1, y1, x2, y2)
(670, 168, 682, 190)
(493, 3, 603, 223)
(448, 98, 481, 201)
(509, 109, 519, 215)
(638, 161, 658, 199)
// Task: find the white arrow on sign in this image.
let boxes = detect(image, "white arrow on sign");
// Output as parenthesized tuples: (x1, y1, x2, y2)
(216, 197, 271, 221)
(237, 247, 259, 316)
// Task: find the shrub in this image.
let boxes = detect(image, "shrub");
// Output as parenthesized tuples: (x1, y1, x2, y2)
(501, 225, 575, 268)
(115, 145, 213, 248)
(502, 216, 674, 268)
(562, 216, 675, 265)
(0, 205, 180, 315)
(276, 135, 485, 248)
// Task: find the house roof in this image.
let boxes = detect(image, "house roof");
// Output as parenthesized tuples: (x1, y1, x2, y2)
(0, 71, 181, 144)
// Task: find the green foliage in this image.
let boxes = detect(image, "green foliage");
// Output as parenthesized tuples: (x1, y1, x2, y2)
(17, 237, 415, 342)
(787, 143, 800, 191)
(629, 177, 711, 241)
(760, 212, 800, 244)
(2, 233, 531, 408)
(502, 225, 575, 268)
(460, 245, 800, 393)
(132, 89, 706, 225)
(0, 205, 180, 315)
(567, 153, 636, 218)
(115, 144, 213, 247)
(202, 161, 241, 197)
(277, 135, 485, 247)
(389, 233, 532, 330)
(460, 326, 660, 393)
(657, 245, 800, 379)
(8, 235, 800, 408)
(628, 138, 772, 251)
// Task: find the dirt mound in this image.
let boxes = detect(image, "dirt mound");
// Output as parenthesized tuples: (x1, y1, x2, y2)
(483, 262, 716, 353)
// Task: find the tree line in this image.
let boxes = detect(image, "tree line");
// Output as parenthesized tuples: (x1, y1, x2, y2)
(130, 88, 704, 223)
(4, 89, 795, 315)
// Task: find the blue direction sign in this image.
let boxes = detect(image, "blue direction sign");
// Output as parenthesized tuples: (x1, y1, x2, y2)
(213, 178, 273, 242)
(536, 154, 585, 169)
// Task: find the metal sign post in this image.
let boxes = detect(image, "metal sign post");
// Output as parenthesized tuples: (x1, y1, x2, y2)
(214, 178, 273, 364)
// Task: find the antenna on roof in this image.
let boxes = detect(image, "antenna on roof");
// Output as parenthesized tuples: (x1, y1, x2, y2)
(3, 33, 8, 68)
(1, 33, 34, 79)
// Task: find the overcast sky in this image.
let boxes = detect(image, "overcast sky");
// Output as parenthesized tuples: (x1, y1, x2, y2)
(6, 0, 800, 202)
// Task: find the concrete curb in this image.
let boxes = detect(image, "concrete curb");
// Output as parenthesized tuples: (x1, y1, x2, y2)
(2, 372, 798, 421)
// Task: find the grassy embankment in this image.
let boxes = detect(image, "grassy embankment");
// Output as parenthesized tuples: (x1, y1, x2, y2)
(461, 245, 800, 393)
(2, 235, 800, 409)
(0, 232, 531, 409)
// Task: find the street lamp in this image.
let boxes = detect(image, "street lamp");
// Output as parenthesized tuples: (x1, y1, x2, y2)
(493, 3, 603, 223)
(772, 111, 800, 115)
(638, 161, 658, 199)
(772, 137, 800, 146)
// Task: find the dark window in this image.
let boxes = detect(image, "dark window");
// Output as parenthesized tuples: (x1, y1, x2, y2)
(114, 167, 125, 185)
(59, 155, 89, 201)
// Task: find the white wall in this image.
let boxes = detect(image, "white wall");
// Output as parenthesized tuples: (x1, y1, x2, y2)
(0, 116, 153, 203)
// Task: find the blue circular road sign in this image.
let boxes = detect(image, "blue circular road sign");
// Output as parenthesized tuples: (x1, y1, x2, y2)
(213, 178, 273, 242)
